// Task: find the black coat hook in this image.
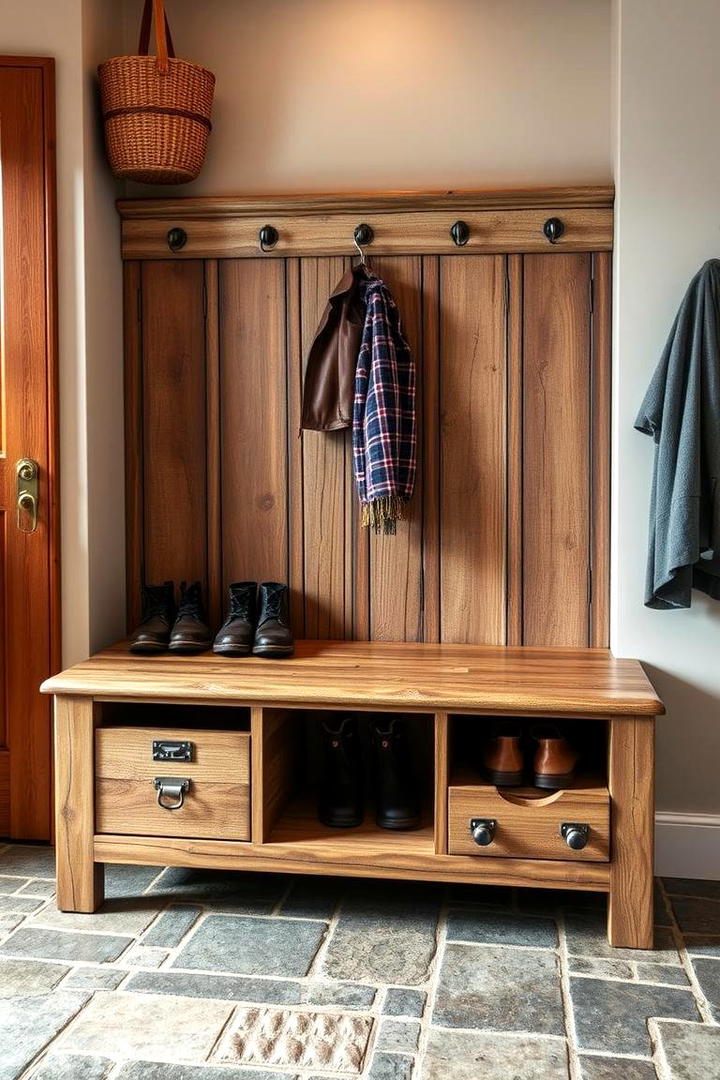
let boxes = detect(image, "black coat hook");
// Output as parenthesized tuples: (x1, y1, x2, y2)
(450, 221, 470, 247)
(543, 218, 564, 245)
(353, 223, 374, 247)
(167, 227, 188, 252)
(259, 225, 279, 252)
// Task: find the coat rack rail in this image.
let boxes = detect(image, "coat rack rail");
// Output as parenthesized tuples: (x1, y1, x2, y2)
(118, 187, 613, 260)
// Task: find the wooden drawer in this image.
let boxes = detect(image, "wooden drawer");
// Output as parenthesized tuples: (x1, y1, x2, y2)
(95, 727, 250, 841)
(447, 776, 609, 862)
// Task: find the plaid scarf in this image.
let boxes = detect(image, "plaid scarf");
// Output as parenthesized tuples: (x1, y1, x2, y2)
(352, 277, 417, 534)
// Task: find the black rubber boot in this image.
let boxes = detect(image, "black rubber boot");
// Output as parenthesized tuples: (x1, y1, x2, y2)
(372, 717, 421, 830)
(213, 581, 258, 656)
(129, 581, 176, 654)
(318, 716, 364, 828)
(169, 581, 212, 654)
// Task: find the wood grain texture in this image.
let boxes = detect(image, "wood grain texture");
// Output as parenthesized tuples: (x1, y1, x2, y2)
(448, 775, 609, 861)
(118, 187, 615, 220)
(590, 253, 612, 648)
(300, 258, 352, 638)
(434, 713, 449, 855)
(93, 831, 610, 891)
(141, 260, 208, 587)
(205, 261, 222, 630)
(54, 697, 104, 912)
(440, 256, 507, 644)
(0, 750, 9, 835)
(421, 257, 441, 643)
(121, 207, 613, 260)
(124, 261, 143, 631)
(368, 257, 423, 641)
(285, 258, 306, 638)
(95, 727, 250, 783)
(220, 259, 288, 587)
(608, 716, 655, 948)
(42, 641, 664, 717)
(0, 61, 57, 840)
(506, 255, 524, 646)
(522, 254, 591, 647)
(96, 779, 250, 841)
(254, 709, 302, 843)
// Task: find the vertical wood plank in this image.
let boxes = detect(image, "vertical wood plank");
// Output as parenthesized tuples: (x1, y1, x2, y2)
(439, 255, 507, 644)
(506, 255, 524, 646)
(54, 696, 104, 912)
(368, 256, 423, 642)
(205, 261, 222, 630)
(300, 258, 351, 639)
(608, 716, 655, 949)
(434, 712, 450, 854)
(522, 253, 591, 647)
(142, 261, 208, 588)
(286, 259, 306, 638)
(421, 257, 441, 644)
(591, 253, 612, 648)
(220, 259, 288, 587)
(123, 261, 143, 632)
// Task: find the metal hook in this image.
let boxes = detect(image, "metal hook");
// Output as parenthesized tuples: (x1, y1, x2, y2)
(259, 225, 279, 253)
(353, 223, 374, 267)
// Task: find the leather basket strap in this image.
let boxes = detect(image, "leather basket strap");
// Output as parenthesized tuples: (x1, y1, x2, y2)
(138, 0, 176, 73)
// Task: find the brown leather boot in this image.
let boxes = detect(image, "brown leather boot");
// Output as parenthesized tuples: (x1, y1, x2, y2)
(129, 581, 176, 654)
(532, 725, 579, 789)
(213, 581, 257, 656)
(169, 581, 212, 654)
(482, 725, 524, 786)
(252, 582, 294, 658)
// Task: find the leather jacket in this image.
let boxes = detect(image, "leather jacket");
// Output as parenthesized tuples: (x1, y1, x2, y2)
(301, 265, 367, 431)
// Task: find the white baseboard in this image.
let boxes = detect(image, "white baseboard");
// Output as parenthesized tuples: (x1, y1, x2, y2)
(655, 812, 720, 879)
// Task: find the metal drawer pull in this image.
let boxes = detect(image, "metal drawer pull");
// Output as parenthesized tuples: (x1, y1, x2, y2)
(152, 739, 193, 762)
(153, 776, 190, 810)
(561, 822, 589, 850)
(469, 818, 496, 847)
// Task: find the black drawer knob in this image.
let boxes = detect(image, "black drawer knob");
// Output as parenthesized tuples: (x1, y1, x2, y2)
(469, 817, 496, 846)
(561, 822, 589, 850)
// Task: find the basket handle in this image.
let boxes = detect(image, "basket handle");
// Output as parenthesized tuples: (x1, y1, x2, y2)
(138, 0, 176, 74)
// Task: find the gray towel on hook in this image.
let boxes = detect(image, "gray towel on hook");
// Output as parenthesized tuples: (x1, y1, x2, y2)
(635, 259, 720, 608)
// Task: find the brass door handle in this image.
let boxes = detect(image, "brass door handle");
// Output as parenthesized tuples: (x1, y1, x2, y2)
(16, 459, 39, 533)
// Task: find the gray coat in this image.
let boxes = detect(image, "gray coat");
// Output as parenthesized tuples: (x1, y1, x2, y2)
(635, 259, 720, 608)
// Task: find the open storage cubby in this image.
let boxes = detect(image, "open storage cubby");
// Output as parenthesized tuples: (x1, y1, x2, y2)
(253, 708, 437, 856)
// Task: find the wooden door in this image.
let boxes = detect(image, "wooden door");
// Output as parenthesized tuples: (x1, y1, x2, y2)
(0, 59, 59, 840)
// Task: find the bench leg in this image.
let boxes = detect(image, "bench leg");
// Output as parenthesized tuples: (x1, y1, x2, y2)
(607, 715, 655, 949)
(54, 695, 104, 912)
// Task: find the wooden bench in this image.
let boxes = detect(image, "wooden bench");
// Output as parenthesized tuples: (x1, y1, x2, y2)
(42, 639, 663, 949)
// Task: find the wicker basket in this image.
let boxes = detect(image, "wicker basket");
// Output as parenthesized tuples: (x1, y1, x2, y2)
(98, 0, 215, 185)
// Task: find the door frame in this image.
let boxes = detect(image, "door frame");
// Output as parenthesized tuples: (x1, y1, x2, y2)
(0, 56, 60, 838)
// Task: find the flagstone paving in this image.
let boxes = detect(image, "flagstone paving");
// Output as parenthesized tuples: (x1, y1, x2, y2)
(0, 843, 718, 1078)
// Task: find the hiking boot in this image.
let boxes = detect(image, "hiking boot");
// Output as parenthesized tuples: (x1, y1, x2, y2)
(213, 582, 257, 656)
(252, 582, 294, 658)
(169, 581, 212, 654)
(129, 581, 175, 654)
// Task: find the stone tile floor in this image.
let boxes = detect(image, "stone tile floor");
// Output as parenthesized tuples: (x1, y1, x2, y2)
(0, 844, 718, 1079)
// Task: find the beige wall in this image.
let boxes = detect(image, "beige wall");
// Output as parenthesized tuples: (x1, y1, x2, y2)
(123, 0, 612, 196)
(612, 0, 720, 818)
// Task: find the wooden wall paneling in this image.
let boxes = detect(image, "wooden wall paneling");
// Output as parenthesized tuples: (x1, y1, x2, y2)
(141, 261, 208, 589)
(439, 256, 507, 645)
(506, 255, 524, 646)
(300, 257, 352, 639)
(522, 254, 592, 647)
(0, 750, 9, 835)
(367, 257, 424, 642)
(123, 262, 143, 631)
(590, 253, 612, 648)
(285, 258, 306, 638)
(205, 261, 222, 629)
(219, 259, 288, 589)
(421, 257, 441, 643)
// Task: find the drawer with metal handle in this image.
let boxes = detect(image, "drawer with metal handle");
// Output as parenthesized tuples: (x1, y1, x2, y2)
(447, 774, 609, 862)
(95, 727, 251, 841)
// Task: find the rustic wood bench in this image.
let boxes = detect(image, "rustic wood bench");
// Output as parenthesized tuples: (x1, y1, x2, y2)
(42, 639, 663, 949)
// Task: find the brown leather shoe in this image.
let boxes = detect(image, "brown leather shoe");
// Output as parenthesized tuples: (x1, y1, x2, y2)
(169, 581, 212, 654)
(129, 581, 176, 654)
(482, 725, 524, 786)
(213, 581, 257, 656)
(252, 582, 294, 658)
(532, 725, 579, 789)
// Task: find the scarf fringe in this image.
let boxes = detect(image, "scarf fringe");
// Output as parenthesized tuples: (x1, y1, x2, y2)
(361, 495, 406, 535)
